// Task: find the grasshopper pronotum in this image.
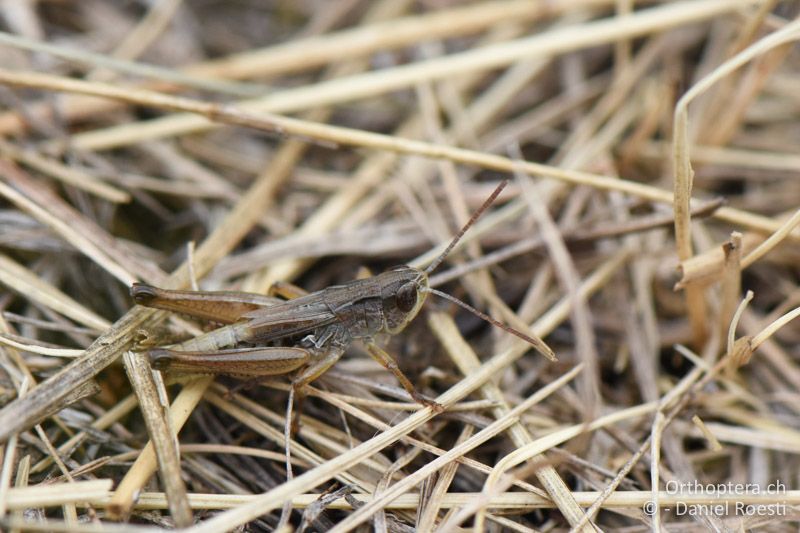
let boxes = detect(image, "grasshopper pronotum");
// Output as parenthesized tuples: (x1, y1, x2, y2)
(131, 180, 553, 413)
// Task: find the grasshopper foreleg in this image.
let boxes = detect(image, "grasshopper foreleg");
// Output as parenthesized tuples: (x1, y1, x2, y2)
(365, 342, 442, 412)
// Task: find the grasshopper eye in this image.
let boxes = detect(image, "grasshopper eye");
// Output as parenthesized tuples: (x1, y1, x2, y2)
(396, 283, 418, 313)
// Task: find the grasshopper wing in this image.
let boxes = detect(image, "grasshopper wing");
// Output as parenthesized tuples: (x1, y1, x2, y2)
(241, 294, 339, 343)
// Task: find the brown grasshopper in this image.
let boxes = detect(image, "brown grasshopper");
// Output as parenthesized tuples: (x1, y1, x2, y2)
(130, 180, 553, 412)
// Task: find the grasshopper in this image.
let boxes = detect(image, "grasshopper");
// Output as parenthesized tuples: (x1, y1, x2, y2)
(130, 180, 552, 412)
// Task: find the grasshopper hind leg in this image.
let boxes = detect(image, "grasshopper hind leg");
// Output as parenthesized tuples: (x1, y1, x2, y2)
(130, 283, 279, 324)
(146, 346, 309, 377)
(268, 281, 308, 300)
(289, 344, 346, 433)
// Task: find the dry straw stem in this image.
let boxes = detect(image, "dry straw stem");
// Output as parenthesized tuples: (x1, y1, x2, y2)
(346, 37, 534, 244)
(30, 394, 139, 475)
(0, 301, 156, 444)
(0, 177, 136, 287)
(738, 305, 800, 388)
(0, 139, 129, 203)
(0, 378, 29, 520)
(0, 518, 157, 533)
(517, 168, 600, 410)
(0, 31, 259, 98)
(428, 250, 629, 530)
(414, 79, 498, 343)
(289, 385, 547, 496)
(0, 333, 83, 357)
(327, 394, 498, 412)
(0, 254, 109, 331)
(691, 414, 724, 451)
(0, 0, 579, 131)
(567, 329, 730, 531)
(8, 488, 800, 513)
(237, 0, 419, 292)
(120, 351, 193, 527)
(0, 160, 166, 284)
(696, 419, 800, 452)
(430, 198, 723, 288)
(203, 390, 383, 491)
(189, 0, 578, 80)
(648, 410, 666, 529)
(441, 400, 663, 532)
(641, 141, 800, 172)
(444, 364, 584, 533)
(678, 207, 800, 288)
(676, 231, 763, 289)
(2, 480, 113, 511)
(571, 428, 651, 530)
(178, 444, 311, 468)
(474, 347, 723, 533)
(10, 453, 30, 533)
(580, 293, 800, 531)
(0, 68, 789, 241)
(671, 16, 800, 345)
(739, 207, 800, 268)
(719, 232, 743, 343)
(107, 376, 213, 520)
(750, 304, 800, 352)
(430, 308, 581, 526)
(17, 0, 752, 153)
(102, 0, 183, 63)
(324, 363, 585, 533)
(415, 424, 475, 532)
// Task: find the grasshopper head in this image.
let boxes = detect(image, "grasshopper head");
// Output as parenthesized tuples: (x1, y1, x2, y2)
(380, 266, 429, 334)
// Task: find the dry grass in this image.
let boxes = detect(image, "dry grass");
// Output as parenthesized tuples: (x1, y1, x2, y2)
(1, 0, 800, 531)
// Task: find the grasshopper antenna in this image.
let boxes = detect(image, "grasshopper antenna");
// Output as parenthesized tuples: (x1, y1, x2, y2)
(423, 179, 508, 275)
(424, 287, 556, 361)
(421, 179, 556, 361)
